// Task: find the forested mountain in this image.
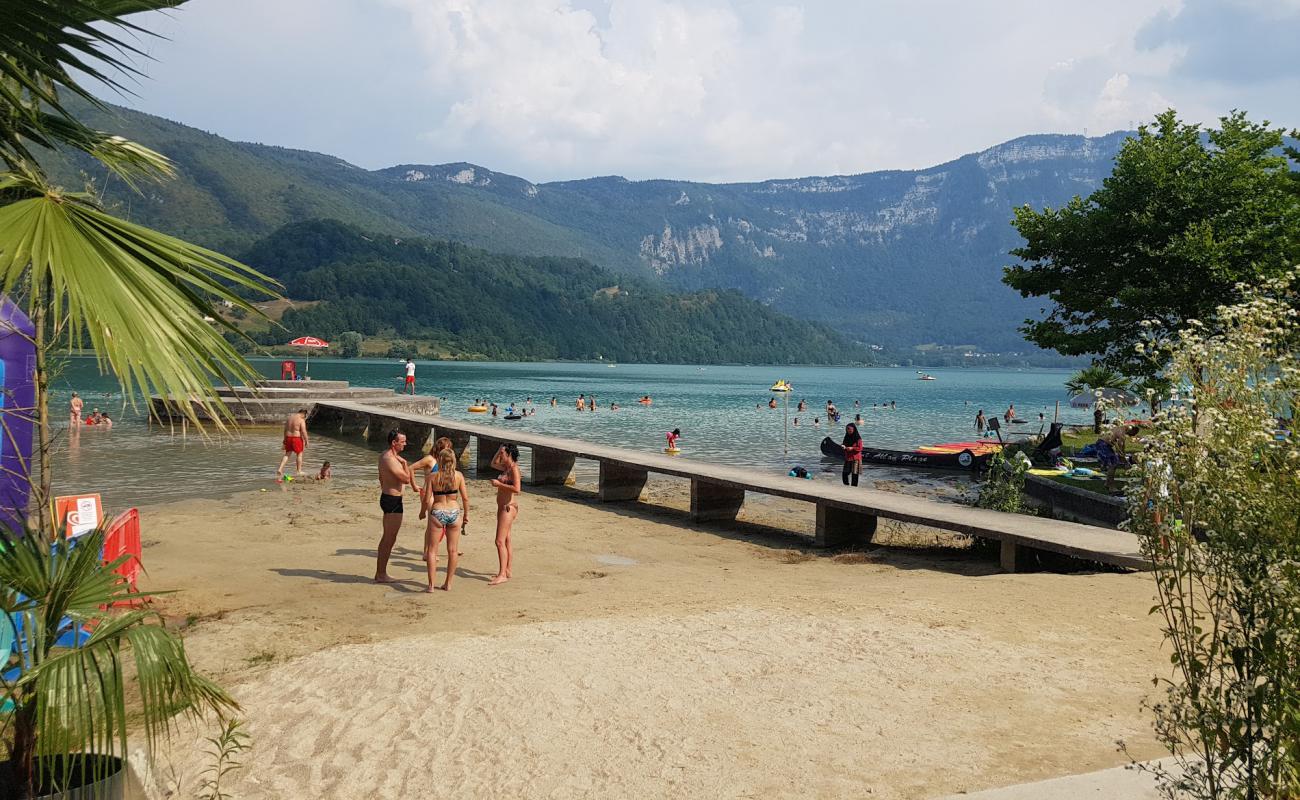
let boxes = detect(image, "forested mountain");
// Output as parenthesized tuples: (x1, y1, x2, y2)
(243, 220, 866, 364)
(46, 99, 1134, 352)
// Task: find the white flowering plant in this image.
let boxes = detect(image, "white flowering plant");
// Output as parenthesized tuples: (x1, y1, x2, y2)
(1127, 270, 1300, 798)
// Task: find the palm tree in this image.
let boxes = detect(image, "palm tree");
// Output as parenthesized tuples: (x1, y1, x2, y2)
(1063, 365, 1128, 396)
(1, 2, 277, 795)
(1065, 365, 1131, 433)
(0, 0, 280, 530)
(1, 527, 238, 797)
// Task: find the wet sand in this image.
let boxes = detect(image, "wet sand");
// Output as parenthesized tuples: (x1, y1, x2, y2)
(133, 475, 1166, 799)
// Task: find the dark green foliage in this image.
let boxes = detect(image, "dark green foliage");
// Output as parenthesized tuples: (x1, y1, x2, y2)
(245, 220, 866, 364)
(1004, 110, 1300, 375)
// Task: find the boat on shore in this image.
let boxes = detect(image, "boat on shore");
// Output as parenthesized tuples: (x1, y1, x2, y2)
(820, 437, 995, 470)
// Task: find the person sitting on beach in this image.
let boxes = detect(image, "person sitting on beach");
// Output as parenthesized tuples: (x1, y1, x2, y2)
(318, 461, 332, 480)
(422, 447, 469, 592)
(1096, 424, 1140, 493)
(375, 429, 418, 584)
(489, 444, 521, 586)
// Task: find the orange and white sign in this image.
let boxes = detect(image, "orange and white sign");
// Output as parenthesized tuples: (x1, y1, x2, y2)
(54, 493, 103, 539)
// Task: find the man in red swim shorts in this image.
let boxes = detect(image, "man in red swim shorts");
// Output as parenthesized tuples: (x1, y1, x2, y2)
(277, 408, 309, 481)
(404, 359, 416, 395)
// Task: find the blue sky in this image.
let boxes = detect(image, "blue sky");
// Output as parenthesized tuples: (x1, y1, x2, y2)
(113, 0, 1299, 183)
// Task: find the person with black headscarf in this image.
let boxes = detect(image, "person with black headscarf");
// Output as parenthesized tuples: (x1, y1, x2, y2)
(841, 423, 863, 487)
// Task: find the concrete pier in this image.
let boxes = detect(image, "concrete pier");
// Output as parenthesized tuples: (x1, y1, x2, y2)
(308, 400, 1148, 572)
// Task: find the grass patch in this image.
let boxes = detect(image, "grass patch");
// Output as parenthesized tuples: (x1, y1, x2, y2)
(831, 552, 884, 565)
(243, 651, 276, 667)
(777, 550, 814, 564)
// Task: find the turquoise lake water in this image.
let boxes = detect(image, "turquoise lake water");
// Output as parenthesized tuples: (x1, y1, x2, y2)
(48, 357, 1095, 509)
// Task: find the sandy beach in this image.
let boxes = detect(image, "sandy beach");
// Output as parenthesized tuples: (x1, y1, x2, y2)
(132, 475, 1166, 799)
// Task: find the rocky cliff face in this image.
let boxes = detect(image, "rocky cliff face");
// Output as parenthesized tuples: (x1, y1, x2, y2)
(58, 96, 1132, 351)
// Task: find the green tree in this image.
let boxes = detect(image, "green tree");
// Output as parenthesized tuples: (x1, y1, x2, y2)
(1128, 273, 1300, 798)
(1003, 110, 1300, 376)
(337, 330, 363, 358)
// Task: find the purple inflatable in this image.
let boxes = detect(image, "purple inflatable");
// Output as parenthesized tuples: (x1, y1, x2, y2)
(0, 297, 35, 533)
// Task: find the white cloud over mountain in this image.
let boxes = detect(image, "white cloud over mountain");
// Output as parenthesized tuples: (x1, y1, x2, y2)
(118, 0, 1297, 182)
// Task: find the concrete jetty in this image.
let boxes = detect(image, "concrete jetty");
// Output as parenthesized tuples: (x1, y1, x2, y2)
(150, 380, 439, 424)
(308, 399, 1147, 573)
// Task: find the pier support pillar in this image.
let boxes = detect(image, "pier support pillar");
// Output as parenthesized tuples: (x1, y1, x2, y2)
(998, 539, 1049, 573)
(306, 404, 344, 434)
(690, 479, 745, 523)
(598, 461, 647, 502)
(434, 427, 472, 467)
(814, 504, 878, 548)
(338, 410, 370, 438)
(476, 435, 507, 475)
(531, 447, 576, 487)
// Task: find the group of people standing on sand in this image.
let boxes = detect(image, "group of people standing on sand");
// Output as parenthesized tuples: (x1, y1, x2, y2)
(375, 431, 521, 591)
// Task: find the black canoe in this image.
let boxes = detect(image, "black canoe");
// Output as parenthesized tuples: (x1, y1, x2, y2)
(820, 437, 989, 470)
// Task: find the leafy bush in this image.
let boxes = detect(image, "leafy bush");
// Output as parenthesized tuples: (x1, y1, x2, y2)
(337, 330, 363, 358)
(975, 449, 1029, 513)
(1128, 272, 1300, 798)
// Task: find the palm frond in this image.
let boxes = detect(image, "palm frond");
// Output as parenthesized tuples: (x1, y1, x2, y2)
(0, 172, 281, 429)
(0, 0, 184, 174)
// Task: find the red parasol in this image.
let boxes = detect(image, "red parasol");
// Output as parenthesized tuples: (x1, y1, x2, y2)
(287, 336, 329, 376)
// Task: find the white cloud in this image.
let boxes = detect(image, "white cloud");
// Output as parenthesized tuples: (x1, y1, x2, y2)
(113, 0, 1295, 183)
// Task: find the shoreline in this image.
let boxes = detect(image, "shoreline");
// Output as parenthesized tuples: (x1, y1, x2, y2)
(134, 475, 1165, 799)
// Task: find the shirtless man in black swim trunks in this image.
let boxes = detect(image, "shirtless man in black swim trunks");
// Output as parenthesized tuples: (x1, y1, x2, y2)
(375, 429, 417, 584)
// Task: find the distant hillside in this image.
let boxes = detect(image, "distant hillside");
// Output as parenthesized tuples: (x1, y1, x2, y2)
(46, 98, 1134, 351)
(242, 220, 867, 365)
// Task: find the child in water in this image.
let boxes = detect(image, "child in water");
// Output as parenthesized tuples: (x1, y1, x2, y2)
(317, 461, 333, 480)
(666, 428, 681, 451)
